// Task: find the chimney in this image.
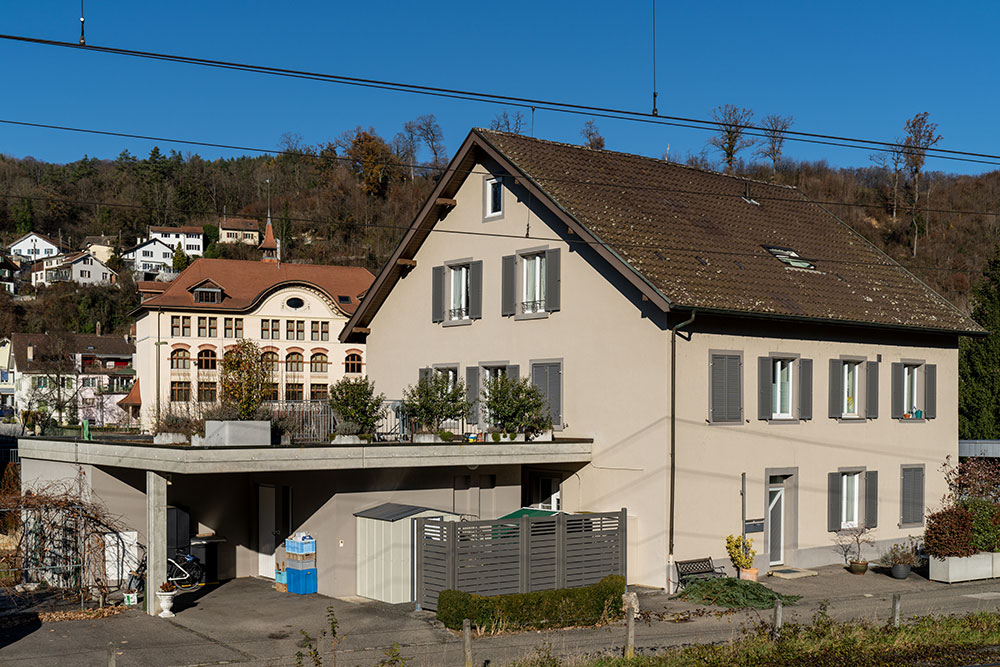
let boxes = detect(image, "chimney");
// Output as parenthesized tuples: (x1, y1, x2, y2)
(27, 345, 33, 362)
(96, 322, 102, 336)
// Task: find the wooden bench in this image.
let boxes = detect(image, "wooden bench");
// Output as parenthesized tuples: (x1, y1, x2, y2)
(675, 557, 726, 589)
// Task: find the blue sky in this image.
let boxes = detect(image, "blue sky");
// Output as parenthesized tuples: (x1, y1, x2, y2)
(0, 1, 996, 174)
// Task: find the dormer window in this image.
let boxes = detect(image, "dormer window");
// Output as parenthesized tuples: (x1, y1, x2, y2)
(337, 295, 351, 305)
(194, 288, 222, 303)
(764, 245, 816, 271)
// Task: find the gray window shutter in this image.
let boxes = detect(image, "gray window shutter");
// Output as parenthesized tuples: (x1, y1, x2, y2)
(865, 470, 878, 529)
(419, 367, 432, 383)
(799, 358, 813, 421)
(711, 355, 726, 422)
(507, 364, 519, 381)
(545, 248, 561, 312)
(431, 266, 444, 323)
(548, 364, 562, 426)
(469, 260, 483, 320)
(829, 359, 843, 419)
(757, 357, 771, 420)
(890, 363, 904, 419)
(901, 467, 925, 526)
(726, 356, 741, 421)
(865, 361, 879, 419)
(828, 472, 841, 532)
(501, 255, 516, 316)
(924, 364, 936, 419)
(466, 366, 479, 422)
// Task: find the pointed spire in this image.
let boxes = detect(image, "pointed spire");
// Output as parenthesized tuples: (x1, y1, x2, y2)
(258, 219, 278, 263)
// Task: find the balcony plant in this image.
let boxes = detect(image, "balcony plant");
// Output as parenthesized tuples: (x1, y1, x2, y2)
(725, 534, 757, 581)
(401, 373, 469, 440)
(481, 374, 552, 442)
(834, 525, 875, 574)
(329, 377, 385, 443)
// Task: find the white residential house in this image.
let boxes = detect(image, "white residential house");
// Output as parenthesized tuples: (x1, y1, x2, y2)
(147, 226, 204, 257)
(32, 252, 117, 288)
(7, 232, 70, 261)
(218, 218, 261, 245)
(123, 238, 176, 274)
(82, 235, 118, 264)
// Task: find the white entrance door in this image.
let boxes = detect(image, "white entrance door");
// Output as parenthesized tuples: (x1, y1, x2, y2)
(768, 487, 785, 566)
(258, 485, 276, 578)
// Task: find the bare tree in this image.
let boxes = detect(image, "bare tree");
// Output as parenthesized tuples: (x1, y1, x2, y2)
(489, 111, 527, 134)
(580, 120, 605, 150)
(404, 115, 446, 167)
(708, 104, 755, 173)
(756, 114, 794, 175)
(903, 112, 942, 256)
(870, 138, 905, 224)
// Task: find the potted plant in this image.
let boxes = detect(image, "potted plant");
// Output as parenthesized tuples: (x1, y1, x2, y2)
(725, 534, 757, 581)
(122, 588, 138, 606)
(481, 374, 553, 442)
(879, 538, 921, 579)
(156, 581, 177, 618)
(834, 525, 875, 574)
(400, 373, 469, 441)
(329, 377, 386, 443)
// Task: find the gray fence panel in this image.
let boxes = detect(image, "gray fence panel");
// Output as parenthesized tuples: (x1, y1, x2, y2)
(415, 509, 626, 610)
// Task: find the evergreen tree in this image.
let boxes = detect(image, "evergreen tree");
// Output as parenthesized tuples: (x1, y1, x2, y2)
(13, 198, 34, 235)
(172, 243, 190, 272)
(959, 252, 1000, 439)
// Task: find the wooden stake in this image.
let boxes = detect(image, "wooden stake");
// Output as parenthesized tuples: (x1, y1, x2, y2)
(625, 607, 635, 658)
(772, 599, 783, 639)
(892, 593, 901, 628)
(463, 618, 473, 667)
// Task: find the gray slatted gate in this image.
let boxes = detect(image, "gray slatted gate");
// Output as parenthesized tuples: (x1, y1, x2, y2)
(415, 508, 626, 611)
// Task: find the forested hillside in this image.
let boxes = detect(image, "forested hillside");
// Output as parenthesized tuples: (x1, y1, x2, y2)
(2, 114, 998, 316)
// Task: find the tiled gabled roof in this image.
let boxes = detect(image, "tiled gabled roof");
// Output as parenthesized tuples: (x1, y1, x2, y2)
(11, 333, 134, 373)
(220, 218, 260, 232)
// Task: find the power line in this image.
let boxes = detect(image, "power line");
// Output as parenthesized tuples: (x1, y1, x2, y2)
(0, 32, 998, 167)
(0, 190, 985, 275)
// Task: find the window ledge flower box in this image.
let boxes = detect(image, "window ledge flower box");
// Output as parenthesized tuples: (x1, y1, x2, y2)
(929, 552, 1000, 583)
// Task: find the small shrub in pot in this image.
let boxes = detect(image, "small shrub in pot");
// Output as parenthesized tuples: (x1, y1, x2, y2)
(481, 374, 552, 440)
(401, 373, 469, 434)
(329, 377, 385, 436)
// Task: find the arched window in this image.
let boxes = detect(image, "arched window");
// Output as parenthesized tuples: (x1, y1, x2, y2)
(261, 352, 279, 372)
(170, 349, 190, 370)
(286, 352, 304, 373)
(197, 349, 217, 370)
(345, 353, 363, 375)
(310, 353, 328, 373)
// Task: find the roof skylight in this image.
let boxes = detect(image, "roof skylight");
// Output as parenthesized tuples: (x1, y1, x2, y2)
(764, 245, 816, 270)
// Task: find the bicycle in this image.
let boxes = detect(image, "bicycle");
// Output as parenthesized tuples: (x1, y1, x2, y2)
(126, 544, 204, 593)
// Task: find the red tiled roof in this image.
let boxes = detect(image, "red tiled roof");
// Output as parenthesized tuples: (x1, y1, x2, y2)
(136, 258, 374, 315)
(118, 379, 141, 407)
(258, 221, 278, 251)
(10, 333, 135, 373)
(220, 218, 260, 232)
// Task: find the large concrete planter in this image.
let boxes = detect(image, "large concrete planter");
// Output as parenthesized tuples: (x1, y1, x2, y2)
(332, 434, 364, 444)
(929, 552, 995, 583)
(413, 433, 444, 444)
(191, 420, 270, 447)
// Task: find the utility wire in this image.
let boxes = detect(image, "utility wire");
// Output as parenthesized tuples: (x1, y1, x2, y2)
(0, 32, 997, 167)
(0, 190, 984, 275)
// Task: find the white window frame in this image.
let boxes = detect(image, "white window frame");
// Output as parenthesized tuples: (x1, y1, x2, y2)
(841, 471, 860, 529)
(435, 366, 458, 390)
(843, 361, 860, 417)
(522, 252, 547, 314)
(486, 178, 503, 217)
(904, 363, 919, 414)
(771, 358, 793, 419)
(448, 264, 470, 321)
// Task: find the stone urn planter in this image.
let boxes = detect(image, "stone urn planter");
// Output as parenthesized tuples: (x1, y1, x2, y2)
(738, 567, 758, 582)
(847, 560, 869, 575)
(890, 564, 911, 580)
(156, 591, 177, 618)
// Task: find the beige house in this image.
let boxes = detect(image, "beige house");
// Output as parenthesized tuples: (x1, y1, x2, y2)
(219, 217, 261, 245)
(131, 232, 374, 430)
(342, 129, 983, 589)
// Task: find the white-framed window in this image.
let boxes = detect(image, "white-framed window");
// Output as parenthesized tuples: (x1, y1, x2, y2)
(486, 178, 503, 217)
(843, 361, 860, 417)
(449, 264, 470, 320)
(142, 250, 153, 257)
(771, 358, 793, 419)
(522, 253, 547, 314)
(904, 363, 919, 414)
(435, 366, 458, 390)
(80, 270, 91, 278)
(841, 471, 860, 528)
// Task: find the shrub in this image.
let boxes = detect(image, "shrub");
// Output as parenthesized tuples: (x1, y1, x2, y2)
(674, 578, 800, 609)
(436, 575, 625, 632)
(879, 539, 922, 567)
(942, 456, 1000, 504)
(334, 421, 361, 436)
(220, 339, 272, 420)
(401, 373, 469, 433)
(329, 377, 386, 436)
(725, 534, 755, 570)
(924, 505, 976, 558)
(481, 375, 552, 439)
(963, 498, 1000, 552)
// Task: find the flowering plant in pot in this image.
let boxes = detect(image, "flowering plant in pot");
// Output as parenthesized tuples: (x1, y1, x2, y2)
(834, 525, 875, 574)
(879, 538, 922, 579)
(156, 581, 178, 618)
(725, 534, 757, 581)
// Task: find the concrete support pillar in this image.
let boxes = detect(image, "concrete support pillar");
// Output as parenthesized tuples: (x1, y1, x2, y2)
(145, 471, 167, 616)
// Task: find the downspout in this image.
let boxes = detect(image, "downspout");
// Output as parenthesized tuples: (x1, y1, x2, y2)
(667, 309, 696, 593)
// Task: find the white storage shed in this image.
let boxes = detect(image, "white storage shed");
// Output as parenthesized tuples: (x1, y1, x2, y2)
(355, 503, 460, 604)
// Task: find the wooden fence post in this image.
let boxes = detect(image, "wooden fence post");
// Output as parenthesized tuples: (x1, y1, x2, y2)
(772, 599, 783, 639)
(623, 591, 638, 658)
(463, 618, 473, 667)
(107, 641, 116, 667)
(891, 593, 901, 628)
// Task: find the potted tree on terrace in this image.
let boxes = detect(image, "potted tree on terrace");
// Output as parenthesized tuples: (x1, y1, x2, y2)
(481, 374, 552, 442)
(329, 377, 386, 443)
(400, 373, 469, 442)
(835, 525, 876, 574)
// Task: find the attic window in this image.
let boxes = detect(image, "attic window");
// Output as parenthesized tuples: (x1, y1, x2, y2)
(337, 296, 351, 305)
(764, 246, 816, 271)
(286, 297, 305, 309)
(194, 288, 222, 303)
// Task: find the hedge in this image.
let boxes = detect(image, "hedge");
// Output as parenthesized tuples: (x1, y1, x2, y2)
(436, 575, 625, 632)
